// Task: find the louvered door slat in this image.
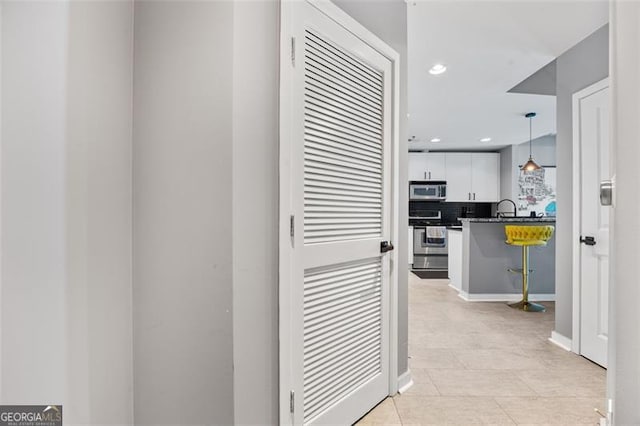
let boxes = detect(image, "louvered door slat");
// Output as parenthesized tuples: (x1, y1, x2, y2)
(304, 35, 383, 244)
(305, 30, 382, 85)
(306, 90, 382, 131)
(304, 61, 382, 107)
(305, 36, 382, 93)
(304, 312, 380, 358)
(303, 27, 384, 246)
(305, 117, 383, 148)
(306, 84, 382, 123)
(305, 162, 381, 183)
(305, 146, 381, 172)
(302, 257, 383, 424)
(305, 71, 382, 114)
(305, 105, 383, 141)
(303, 297, 380, 338)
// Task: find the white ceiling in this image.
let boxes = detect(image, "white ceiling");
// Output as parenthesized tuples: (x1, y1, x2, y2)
(407, 0, 609, 151)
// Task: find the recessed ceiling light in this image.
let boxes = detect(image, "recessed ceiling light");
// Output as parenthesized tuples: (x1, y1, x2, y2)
(480, 137, 492, 142)
(428, 64, 447, 75)
(430, 138, 441, 143)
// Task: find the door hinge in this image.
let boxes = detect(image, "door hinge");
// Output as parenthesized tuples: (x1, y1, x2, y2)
(289, 390, 295, 413)
(290, 215, 295, 241)
(291, 37, 296, 67)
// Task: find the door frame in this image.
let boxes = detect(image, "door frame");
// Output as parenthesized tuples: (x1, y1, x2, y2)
(278, 0, 401, 423)
(571, 77, 610, 354)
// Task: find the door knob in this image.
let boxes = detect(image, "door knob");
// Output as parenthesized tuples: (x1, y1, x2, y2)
(600, 180, 613, 206)
(380, 241, 394, 253)
(580, 236, 596, 246)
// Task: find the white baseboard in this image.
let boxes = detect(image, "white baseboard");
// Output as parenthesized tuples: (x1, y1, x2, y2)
(458, 291, 555, 302)
(549, 331, 573, 352)
(448, 282, 461, 292)
(397, 370, 413, 394)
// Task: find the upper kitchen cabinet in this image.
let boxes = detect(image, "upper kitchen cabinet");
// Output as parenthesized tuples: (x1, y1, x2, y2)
(445, 153, 472, 201)
(470, 153, 500, 201)
(408, 152, 446, 181)
(445, 152, 500, 202)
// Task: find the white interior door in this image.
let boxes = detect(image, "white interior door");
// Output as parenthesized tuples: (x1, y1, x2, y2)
(280, 2, 396, 425)
(575, 80, 610, 368)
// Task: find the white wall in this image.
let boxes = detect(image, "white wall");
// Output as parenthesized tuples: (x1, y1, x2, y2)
(610, 2, 640, 422)
(1, 2, 134, 424)
(132, 2, 235, 424)
(499, 145, 514, 205)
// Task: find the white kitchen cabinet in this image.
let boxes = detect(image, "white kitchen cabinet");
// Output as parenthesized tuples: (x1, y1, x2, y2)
(408, 226, 413, 265)
(447, 229, 462, 291)
(445, 153, 473, 201)
(444, 152, 500, 202)
(408, 153, 446, 181)
(471, 153, 500, 202)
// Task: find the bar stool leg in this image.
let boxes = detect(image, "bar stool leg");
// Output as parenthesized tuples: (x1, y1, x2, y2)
(509, 245, 546, 312)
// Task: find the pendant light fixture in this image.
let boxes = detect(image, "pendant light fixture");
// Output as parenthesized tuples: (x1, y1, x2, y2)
(521, 112, 542, 172)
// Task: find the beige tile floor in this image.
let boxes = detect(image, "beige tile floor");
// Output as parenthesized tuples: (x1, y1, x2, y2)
(357, 274, 606, 425)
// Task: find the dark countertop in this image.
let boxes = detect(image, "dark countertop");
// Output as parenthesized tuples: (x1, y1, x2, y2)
(459, 217, 556, 223)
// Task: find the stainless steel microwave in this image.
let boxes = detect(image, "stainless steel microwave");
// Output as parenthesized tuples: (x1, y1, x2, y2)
(409, 181, 447, 201)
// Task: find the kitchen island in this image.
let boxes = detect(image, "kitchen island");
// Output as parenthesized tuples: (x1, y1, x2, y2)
(455, 217, 556, 301)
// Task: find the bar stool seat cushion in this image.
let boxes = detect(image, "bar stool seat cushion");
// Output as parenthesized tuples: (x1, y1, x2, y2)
(505, 225, 555, 247)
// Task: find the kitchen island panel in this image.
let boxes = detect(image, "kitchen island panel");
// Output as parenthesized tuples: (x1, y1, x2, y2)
(460, 220, 556, 298)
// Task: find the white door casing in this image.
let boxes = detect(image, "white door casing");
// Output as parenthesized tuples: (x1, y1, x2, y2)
(572, 78, 610, 368)
(279, 1, 400, 425)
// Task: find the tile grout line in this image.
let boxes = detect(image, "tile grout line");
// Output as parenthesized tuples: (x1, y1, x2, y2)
(493, 396, 519, 425)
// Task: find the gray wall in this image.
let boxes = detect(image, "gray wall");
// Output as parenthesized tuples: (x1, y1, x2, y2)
(1, 1, 69, 406)
(515, 135, 556, 169)
(133, 2, 406, 424)
(65, 2, 134, 423)
(231, 2, 279, 424)
(1, 2, 134, 423)
(499, 135, 557, 210)
(132, 2, 234, 424)
(333, 0, 410, 379)
(555, 24, 608, 339)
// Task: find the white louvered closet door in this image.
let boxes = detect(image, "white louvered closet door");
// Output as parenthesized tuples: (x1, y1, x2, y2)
(286, 3, 393, 425)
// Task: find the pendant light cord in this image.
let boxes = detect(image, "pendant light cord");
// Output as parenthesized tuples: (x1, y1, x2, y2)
(529, 116, 532, 158)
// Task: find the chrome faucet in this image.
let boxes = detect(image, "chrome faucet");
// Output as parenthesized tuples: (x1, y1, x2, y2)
(496, 199, 517, 218)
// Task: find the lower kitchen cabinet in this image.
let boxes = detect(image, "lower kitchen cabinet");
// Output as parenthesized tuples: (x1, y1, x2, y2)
(408, 226, 413, 265)
(447, 229, 462, 291)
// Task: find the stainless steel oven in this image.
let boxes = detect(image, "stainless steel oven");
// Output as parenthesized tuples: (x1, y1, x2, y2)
(409, 181, 447, 201)
(413, 226, 448, 270)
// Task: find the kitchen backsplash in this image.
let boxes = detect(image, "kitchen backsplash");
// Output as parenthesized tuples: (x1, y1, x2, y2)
(410, 201, 493, 224)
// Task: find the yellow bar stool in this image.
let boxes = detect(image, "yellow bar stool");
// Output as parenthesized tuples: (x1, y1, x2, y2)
(504, 225, 555, 312)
